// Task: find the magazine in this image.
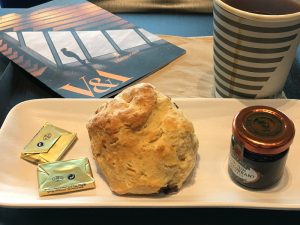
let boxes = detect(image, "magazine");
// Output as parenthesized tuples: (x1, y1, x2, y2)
(0, 0, 185, 98)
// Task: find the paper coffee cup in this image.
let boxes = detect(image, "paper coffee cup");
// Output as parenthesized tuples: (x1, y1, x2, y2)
(213, 0, 300, 98)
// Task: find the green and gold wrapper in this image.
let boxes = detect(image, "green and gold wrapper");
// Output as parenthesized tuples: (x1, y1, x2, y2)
(37, 157, 96, 196)
(21, 123, 77, 164)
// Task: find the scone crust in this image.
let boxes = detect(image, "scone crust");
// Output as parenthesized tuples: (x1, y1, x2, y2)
(87, 83, 198, 195)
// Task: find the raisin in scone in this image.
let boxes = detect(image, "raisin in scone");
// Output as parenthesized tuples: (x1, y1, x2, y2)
(86, 83, 198, 195)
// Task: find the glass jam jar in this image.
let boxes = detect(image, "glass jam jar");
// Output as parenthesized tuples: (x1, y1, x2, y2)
(228, 105, 295, 189)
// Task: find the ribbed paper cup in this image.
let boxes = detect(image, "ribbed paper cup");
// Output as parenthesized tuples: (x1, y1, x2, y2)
(213, 0, 300, 98)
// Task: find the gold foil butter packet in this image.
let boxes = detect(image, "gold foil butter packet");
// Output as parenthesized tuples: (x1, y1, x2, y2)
(38, 157, 96, 196)
(21, 123, 77, 164)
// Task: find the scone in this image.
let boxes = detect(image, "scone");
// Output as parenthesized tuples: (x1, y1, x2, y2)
(86, 83, 198, 195)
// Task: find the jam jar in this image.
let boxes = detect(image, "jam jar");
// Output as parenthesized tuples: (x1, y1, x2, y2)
(228, 105, 295, 189)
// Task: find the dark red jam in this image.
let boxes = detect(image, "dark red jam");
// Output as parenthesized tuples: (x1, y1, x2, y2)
(228, 106, 295, 189)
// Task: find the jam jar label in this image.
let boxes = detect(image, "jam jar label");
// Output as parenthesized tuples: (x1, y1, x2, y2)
(229, 136, 260, 184)
(229, 156, 259, 183)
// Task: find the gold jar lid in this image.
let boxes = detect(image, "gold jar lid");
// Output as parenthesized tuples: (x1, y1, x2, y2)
(232, 106, 295, 155)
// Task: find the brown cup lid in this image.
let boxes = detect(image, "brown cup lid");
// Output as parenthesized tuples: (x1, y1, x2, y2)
(232, 105, 295, 155)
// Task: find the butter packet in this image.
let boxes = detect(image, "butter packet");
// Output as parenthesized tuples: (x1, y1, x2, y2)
(38, 157, 96, 196)
(21, 123, 76, 164)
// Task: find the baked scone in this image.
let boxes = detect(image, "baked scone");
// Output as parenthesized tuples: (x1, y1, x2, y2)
(86, 83, 198, 195)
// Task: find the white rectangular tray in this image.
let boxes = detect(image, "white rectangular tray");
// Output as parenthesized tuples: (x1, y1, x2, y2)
(0, 98, 300, 209)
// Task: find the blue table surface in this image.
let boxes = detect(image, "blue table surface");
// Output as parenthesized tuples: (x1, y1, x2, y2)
(119, 13, 213, 37)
